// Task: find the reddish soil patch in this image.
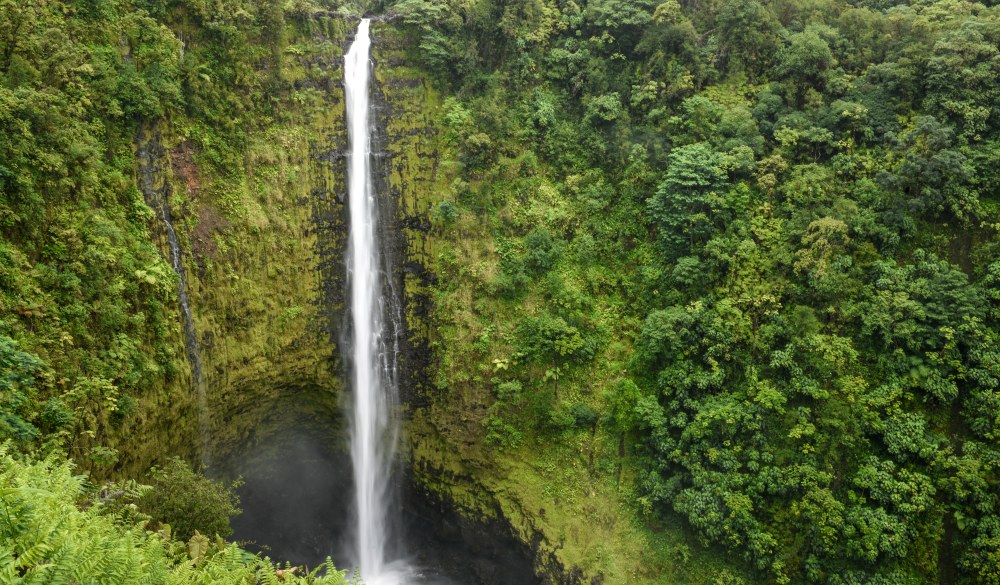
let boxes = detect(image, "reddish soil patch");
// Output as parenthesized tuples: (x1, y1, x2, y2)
(171, 140, 228, 266)
(171, 141, 201, 197)
(192, 204, 229, 263)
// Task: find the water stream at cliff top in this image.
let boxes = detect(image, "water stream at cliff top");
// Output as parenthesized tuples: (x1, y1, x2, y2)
(345, 18, 409, 585)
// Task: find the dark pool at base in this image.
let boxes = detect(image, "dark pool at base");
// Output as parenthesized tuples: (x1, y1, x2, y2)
(224, 430, 539, 585)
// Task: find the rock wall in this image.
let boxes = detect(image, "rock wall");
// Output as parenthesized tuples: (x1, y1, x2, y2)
(115, 14, 578, 584)
(106, 15, 355, 477)
(370, 23, 583, 585)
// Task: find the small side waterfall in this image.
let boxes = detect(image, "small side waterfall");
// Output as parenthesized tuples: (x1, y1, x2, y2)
(136, 130, 210, 467)
(344, 18, 407, 584)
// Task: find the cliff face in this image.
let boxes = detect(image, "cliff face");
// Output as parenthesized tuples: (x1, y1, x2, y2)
(102, 15, 652, 585)
(105, 15, 354, 475)
(370, 25, 609, 585)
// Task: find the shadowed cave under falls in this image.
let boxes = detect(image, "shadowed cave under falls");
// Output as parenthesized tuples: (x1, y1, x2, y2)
(222, 19, 540, 585)
(225, 424, 539, 585)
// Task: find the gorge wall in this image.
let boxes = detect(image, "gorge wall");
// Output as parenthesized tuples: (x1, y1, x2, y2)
(102, 15, 353, 475)
(8, 1, 998, 583)
(16, 10, 696, 584)
(109, 11, 574, 582)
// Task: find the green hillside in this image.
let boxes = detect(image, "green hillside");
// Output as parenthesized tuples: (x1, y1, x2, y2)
(2, 0, 999, 582)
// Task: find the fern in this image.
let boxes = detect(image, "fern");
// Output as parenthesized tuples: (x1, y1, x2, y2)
(0, 445, 347, 585)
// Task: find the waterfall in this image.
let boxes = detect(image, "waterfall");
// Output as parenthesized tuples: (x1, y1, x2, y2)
(136, 129, 211, 468)
(344, 18, 407, 584)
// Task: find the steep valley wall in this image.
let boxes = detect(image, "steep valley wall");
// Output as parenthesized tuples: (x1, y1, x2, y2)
(107, 15, 637, 584)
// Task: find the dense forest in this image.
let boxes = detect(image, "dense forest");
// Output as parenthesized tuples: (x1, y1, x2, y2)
(2, 0, 999, 582)
(388, 0, 1000, 582)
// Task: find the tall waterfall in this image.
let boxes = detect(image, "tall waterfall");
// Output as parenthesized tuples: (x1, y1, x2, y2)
(344, 18, 405, 584)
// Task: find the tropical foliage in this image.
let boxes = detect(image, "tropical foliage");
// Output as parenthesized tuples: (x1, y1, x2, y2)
(2, 0, 999, 581)
(0, 445, 346, 584)
(391, 0, 1000, 582)
(0, 0, 356, 578)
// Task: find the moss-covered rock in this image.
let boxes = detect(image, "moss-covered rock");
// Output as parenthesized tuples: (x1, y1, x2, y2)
(371, 21, 749, 585)
(92, 14, 358, 477)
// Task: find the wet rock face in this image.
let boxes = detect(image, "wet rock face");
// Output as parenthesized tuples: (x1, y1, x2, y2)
(400, 482, 541, 585)
(226, 427, 353, 567)
(366, 28, 445, 409)
(369, 26, 591, 585)
(124, 17, 350, 474)
(224, 424, 539, 585)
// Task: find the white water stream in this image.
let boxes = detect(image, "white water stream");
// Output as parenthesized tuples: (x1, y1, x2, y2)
(345, 18, 408, 585)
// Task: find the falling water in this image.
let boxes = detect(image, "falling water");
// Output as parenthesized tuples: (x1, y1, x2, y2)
(344, 18, 407, 584)
(136, 130, 210, 467)
(158, 200, 201, 385)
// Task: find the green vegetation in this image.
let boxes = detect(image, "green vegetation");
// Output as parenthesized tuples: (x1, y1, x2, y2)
(1, 0, 360, 577)
(0, 0, 359, 477)
(139, 458, 243, 541)
(389, 0, 1000, 583)
(1, 0, 185, 451)
(2, 0, 999, 581)
(0, 445, 345, 583)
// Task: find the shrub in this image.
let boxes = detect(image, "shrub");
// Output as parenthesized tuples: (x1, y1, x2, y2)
(523, 227, 562, 274)
(138, 458, 242, 540)
(570, 402, 598, 428)
(431, 199, 458, 228)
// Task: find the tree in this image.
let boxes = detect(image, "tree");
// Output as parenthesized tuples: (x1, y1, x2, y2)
(523, 227, 562, 274)
(647, 143, 727, 256)
(777, 29, 837, 106)
(925, 23, 1000, 142)
(393, 0, 447, 26)
(715, 0, 781, 80)
(635, 0, 701, 87)
(584, 0, 659, 49)
(884, 116, 979, 223)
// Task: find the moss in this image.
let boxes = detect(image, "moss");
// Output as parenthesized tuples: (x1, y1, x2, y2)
(6, 8, 739, 581)
(84, 15, 356, 478)
(372, 22, 749, 585)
